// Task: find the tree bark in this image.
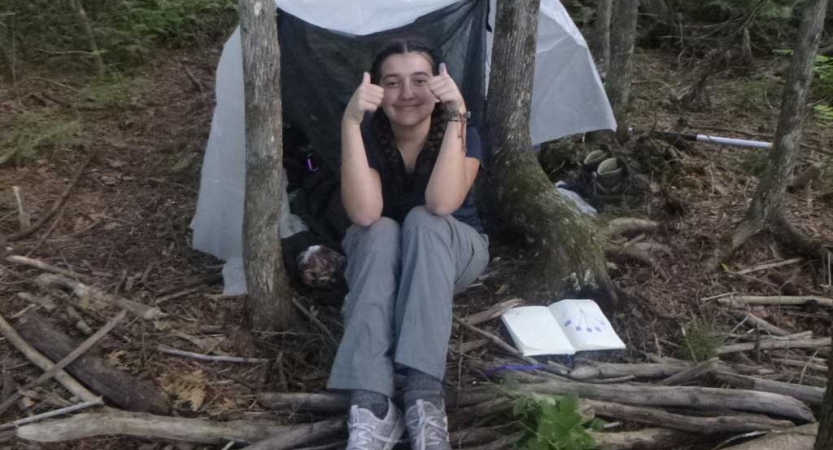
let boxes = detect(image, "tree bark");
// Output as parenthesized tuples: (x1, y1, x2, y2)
(486, 0, 616, 306)
(238, 0, 296, 331)
(592, 0, 612, 76)
(606, 0, 639, 133)
(711, 0, 829, 268)
(815, 316, 833, 450)
(69, 0, 105, 78)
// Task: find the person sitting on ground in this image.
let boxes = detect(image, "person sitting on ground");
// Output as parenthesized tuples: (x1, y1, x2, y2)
(328, 38, 490, 450)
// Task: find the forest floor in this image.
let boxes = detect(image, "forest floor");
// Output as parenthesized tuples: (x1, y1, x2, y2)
(0, 41, 831, 450)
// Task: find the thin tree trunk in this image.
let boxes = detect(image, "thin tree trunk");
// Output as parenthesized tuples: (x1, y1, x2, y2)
(0, 13, 15, 81)
(592, 0, 612, 76)
(606, 0, 639, 139)
(711, 0, 829, 268)
(815, 315, 833, 449)
(69, 0, 105, 78)
(486, 0, 616, 305)
(238, 0, 296, 331)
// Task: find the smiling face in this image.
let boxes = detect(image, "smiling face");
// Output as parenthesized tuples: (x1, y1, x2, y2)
(378, 52, 438, 129)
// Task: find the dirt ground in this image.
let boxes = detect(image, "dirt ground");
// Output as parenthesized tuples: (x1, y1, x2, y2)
(0, 39, 831, 450)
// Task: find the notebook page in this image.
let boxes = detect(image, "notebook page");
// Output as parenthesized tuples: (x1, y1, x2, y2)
(547, 300, 625, 352)
(501, 306, 576, 356)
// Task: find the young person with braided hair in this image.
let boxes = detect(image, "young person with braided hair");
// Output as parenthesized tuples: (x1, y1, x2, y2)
(327, 39, 489, 450)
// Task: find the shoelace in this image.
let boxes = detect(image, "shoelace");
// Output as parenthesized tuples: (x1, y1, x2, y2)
(347, 422, 400, 450)
(407, 405, 448, 450)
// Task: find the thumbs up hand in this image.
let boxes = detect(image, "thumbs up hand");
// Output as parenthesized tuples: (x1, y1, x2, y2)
(429, 62, 466, 114)
(344, 72, 385, 126)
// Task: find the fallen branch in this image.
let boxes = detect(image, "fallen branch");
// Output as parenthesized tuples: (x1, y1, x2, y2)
(727, 310, 791, 337)
(462, 298, 523, 326)
(717, 337, 831, 355)
(461, 432, 522, 450)
(7, 152, 93, 242)
(733, 258, 803, 275)
(0, 399, 103, 431)
(719, 295, 833, 308)
(236, 419, 345, 450)
(449, 427, 506, 448)
(772, 358, 828, 373)
(15, 410, 342, 445)
(6, 255, 85, 280)
(154, 272, 222, 296)
(17, 292, 56, 311)
(35, 273, 164, 320)
(0, 313, 99, 404)
(585, 399, 794, 434)
(0, 310, 126, 416)
(713, 371, 825, 406)
(570, 362, 689, 381)
(458, 339, 490, 353)
(452, 316, 541, 368)
(16, 311, 171, 414)
(153, 287, 202, 305)
(12, 186, 31, 229)
(258, 392, 348, 414)
(508, 380, 815, 421)
(588, 428, 695, 450)
(156, 345, 269, 364)
(721, 423, 817, 450)
(656, 358, 718, 386)
(291, 298, 338, 347)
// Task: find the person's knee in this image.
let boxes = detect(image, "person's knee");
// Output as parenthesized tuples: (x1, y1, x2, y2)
(402, 206, 447, 236)
(348, 217, 401, 253)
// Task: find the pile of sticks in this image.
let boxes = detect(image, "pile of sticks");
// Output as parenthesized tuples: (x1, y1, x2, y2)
(0, 256, 829, 450)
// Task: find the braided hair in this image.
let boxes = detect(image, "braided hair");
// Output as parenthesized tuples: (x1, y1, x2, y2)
(368, 39, 449, 222)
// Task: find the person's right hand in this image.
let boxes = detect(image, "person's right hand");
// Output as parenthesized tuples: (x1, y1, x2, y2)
(344, 72, 384, 126)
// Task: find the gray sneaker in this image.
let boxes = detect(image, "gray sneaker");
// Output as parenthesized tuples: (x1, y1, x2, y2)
(405, 400, 451, 450)
(347, 400, 405, 450)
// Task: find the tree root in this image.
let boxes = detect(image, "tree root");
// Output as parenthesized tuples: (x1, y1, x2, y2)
(709, 210, 830, 271)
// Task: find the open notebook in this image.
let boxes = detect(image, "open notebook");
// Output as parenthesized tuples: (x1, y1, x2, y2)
(501, 299, 626, 356)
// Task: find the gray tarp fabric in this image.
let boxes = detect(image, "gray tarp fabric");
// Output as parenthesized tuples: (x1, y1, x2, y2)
(191, 0, 616, 295)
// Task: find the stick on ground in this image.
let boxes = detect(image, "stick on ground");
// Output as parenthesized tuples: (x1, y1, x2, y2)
(0, 310, 126, 416)
(7, 152, 93, 242)
(0, 313, 99, 405)
(16, 411, 341, 445)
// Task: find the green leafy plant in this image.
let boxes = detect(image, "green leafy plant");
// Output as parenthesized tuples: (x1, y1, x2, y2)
(677, 321, 722, 362)
(513, 394, 600, 450)
(0, 113, 82, 165)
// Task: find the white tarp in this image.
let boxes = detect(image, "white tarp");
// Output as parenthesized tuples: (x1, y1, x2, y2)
(191, 0, 616, 295)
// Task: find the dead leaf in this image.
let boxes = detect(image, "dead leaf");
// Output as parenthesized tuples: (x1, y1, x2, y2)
(107, 350, 128, 369)
(159, 369, 208, 412)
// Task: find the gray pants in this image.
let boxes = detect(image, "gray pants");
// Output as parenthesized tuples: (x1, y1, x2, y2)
(327, 206, 489, 397)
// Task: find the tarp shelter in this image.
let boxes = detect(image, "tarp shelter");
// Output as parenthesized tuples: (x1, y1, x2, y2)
(191, 0, 616, 295)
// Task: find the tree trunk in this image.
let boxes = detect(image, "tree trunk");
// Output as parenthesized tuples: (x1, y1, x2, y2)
(815, 315, 833, 450)
(69, 0, 105, 78)
(711, 0, 829, 267)
(0, 13, 15, 81)
(239, 0, 296, 331)
(606, 0, 639, 139)
(592, 0, 612, 76)
(486, 0, 616, 306)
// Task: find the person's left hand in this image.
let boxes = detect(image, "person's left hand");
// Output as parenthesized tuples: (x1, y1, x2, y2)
(428, 63, 466, 113)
